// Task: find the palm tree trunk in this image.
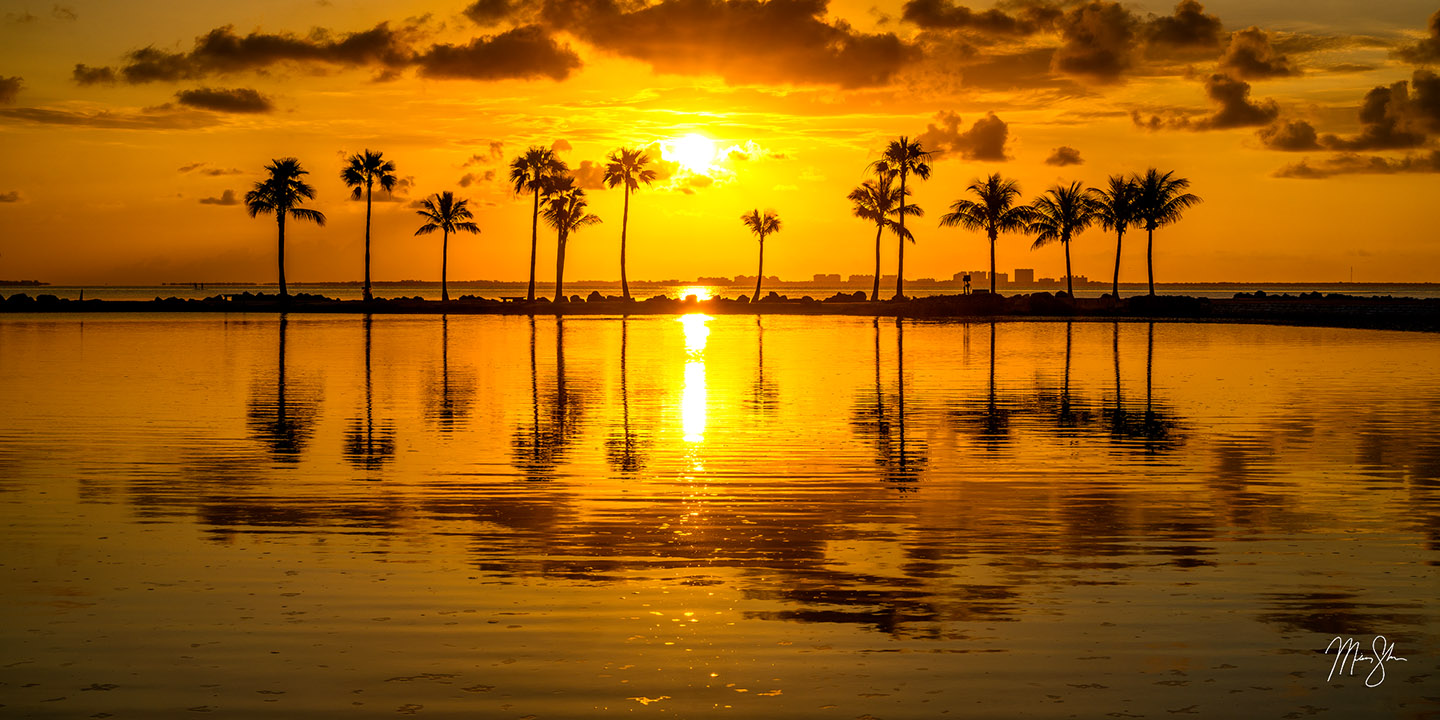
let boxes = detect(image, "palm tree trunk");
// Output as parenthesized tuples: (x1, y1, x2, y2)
(1147, 226, 1156, 297)
(555, 234, 566, 303)
(1112, 229, 1123, 300)
(752, 235, 764, 303)
(988, 229, 997, 294)
(363, 180, 373, 302)
(1064, 238, 1073, 299)
(441, 229, 450, 302)
(527, 187, 539, 302)
(872, 224, 882, 302)
(277, 213, 287, 299)
(620, 186, 631, 301)
(896, 172, 906, 300)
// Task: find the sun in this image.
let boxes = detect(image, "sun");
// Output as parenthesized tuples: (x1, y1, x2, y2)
(666, 133, 716, 173)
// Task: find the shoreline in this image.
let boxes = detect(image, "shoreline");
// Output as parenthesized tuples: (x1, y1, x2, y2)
(4, 290, 1438, 333)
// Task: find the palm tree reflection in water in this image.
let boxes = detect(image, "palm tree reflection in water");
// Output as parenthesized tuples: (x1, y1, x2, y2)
(605, 317, 651, 475)
(426, 315, 475, 432)
(851, 318, 927, 486)
(344, 314, 396, 473)
(511, 317, 589, 481)
(246, 314, 319, 463)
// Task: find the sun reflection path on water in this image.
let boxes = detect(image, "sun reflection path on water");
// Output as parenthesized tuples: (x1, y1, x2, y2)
(679, 315, 710, 446)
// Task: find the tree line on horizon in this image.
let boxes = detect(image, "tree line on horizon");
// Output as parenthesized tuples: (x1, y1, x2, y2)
(243, 138, 1200, 304)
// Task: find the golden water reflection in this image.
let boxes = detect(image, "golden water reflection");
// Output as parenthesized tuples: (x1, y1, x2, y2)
(1, 315, 1437, 718)
(680, 314, 709, 444)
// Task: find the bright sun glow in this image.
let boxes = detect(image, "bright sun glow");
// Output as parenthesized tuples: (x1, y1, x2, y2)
(667, 133, 716, 173)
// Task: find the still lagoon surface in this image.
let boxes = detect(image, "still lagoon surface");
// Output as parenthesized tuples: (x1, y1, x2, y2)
(1, 314, 1437, 718)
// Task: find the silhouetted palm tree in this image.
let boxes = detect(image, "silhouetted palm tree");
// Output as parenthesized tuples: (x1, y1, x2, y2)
(939, 173, 1030, 295)
(413, 191, 480, 302)
(847, 172, 923, 302)
(603, 147, 658, 301)
(869, 138, 932, 299)
(1089, 175, 1140, 300)
(245, 158, 326, 300)
(510, 146, 569, 301)
(740, 209, 782, 302)
(542, 177, 602, 303)
(341, 150, 397, 302)
(1133, 169, 1202, 296)
(1026, 181, 1098, 299)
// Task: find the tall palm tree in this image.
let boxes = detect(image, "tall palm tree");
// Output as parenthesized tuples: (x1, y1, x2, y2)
(740, 209, 782, 303)
(413, 191, 481, 302)
(1132, 169, 1202, 296)
(1089, 175, 1140, 300)
(868, 137, 932, 299)
(847, 172, 923, 302)
(603, 147, 658, 302)
(939, 173, 1031, 295)
(541, 177, 602, 303)
(341, 150, 397, 302)
(245, 158, 326, 300)
(1026, 181, 1098, 298)
(510, 146, 569, 301)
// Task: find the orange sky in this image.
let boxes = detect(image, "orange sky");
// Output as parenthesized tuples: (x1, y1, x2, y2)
(2, 0, 1438, 285)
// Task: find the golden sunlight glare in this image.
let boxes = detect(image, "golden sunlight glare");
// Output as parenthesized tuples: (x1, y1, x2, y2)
(666, 133, 716, 174)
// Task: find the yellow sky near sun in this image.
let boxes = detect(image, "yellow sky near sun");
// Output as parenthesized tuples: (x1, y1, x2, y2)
(1, 0, 1438, 285)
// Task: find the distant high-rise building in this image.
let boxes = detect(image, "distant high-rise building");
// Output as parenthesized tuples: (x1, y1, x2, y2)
(848, 274, 874, 285)
(1013, 268, 1034, 284)
(813, 273, 842, 283)
(954, 270, 987, 283)
(994, 272, 1009, 285)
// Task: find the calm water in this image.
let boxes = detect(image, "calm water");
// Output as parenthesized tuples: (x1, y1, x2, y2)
(1, 314, 1437, 718)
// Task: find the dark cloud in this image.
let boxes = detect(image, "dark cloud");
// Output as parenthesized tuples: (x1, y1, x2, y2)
(1393, 10, 1440, 65)
(199, 189, 239, 205)
(916, 110, 1011, 160)
(4, 11, 38, 24)
(900, 0, 1055, 35)
(463, 141, 507, 166)
(539, 0, 920, 88)
(1052, 1, 1135, 83)
(82, 22, 417, 84)
(1142, 0, 1222, 53)
(0, 190, 21, 203)
(1132, 74, 1277, 130)
(1221, 27, 1297, 79)
(458, 170, 496, 187)
(1319, 71, 1436, 150)
(72, 64, 117, 86)
(1274, 150, 1440, 178)
(179, 162, 244, 175)
(551, 138, 572, 154)
(0, 76, 20, 104)
(464, 0, 531, 26)
(415, 25, 581, 81)
(572, 160, 607, 189)
(1197, 73, 1279, 128)
(1044, 145, 1084, 165)
(175, 87, 273, 113)
(1257, 119, 1321, 150)
(362, 175, 415, 202)
(53, 5, 77, 21)
(0, 105, 222, 129)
